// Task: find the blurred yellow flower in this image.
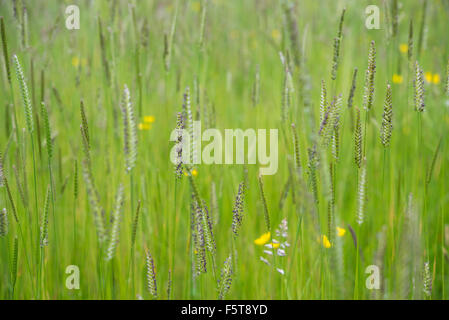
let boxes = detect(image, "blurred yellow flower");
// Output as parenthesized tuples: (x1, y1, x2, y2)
(271, 29, 281, 41)
(321, 235, 332, 248)
(392, 74, 403, 84)
(72, 57, 87, 68)
(266, 242, 280, 249)
(191, 1, 201, 12)
(144, 115, 156, 123)
(183, 168, 198, 177)
(433, 73, 441, 84)
(336, 227, 346, 237)
(403, 126, 410, 136)
(138, 123, 151, 130)
(254, 232, 271, 245)
(424, 72, 441, 84)
(72, 57, 80, 67)
(399, 43, 408, 54)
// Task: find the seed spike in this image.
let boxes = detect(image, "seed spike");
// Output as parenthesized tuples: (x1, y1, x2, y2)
(363, 41, 376, 111)
(40, 186, 50, 247)
(1, 17, 11, 84)
(145, 249, 158, 299)
(414, 61, 425, 112)
(380, 84, 393, 147)
(106, 183, 124, 261)
(354, 107, 362, 169)
(258, 174, 271, 231)
(13, 55, 34, 133)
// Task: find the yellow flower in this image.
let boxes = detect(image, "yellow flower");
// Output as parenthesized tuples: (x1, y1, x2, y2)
(336, 227, 346, 237)
(399, 43, 408, 54)
(271, 29, 281, 42)
(402, 126, 410, 136)
(433, 73, 441, 84)
(138, 123, 151, 130)
(392, 74, 403, 84)
(266, 242, 280, 249)
(425, 72, 433, 83)
(144, 115, 155, 123)
(254, 232, 271, 245)
(72, 57, 80, 67)
(72, 57, 87, 68)
(191, 1, 201, 12)
(183, 169, 198, 177)
(321, 235, 332, 248)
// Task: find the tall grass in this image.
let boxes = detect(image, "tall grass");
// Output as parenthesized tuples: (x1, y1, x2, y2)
(0, 0, 447, 300)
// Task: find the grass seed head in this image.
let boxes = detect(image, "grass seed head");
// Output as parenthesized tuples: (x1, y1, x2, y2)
(380, 84, 393, 147)
(231, 182, 245, 238)
(145, 249, 158, 299)
(106, 183, 124, 260)
(414, 61, 425, 112)
(0, 208, 8, 237)
(218, 255, 233, 300)
(354, 107, 362, 169)
(13, 54, 34, 133)
(1, 17, 11, 84)
(363, 41, 376, 111)
(40, 186, 50, 247)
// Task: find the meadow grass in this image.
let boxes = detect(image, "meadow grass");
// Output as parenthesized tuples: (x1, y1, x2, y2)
(0, 0, 448, 300)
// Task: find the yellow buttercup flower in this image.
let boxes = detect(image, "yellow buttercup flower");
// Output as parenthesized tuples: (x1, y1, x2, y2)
(254, 232, 271, 245)
(144, 115, 155, 123)
(266, 242, 280, 249)
(138, 123, 151, 130)
(423, 72, 441, 84)
(321, 235, 332, 248)
(184, 169, 198, 177)
(399, 43, 408, 54)
(271, 29, 281, 42)
(433, 73, 441, 84)
(392, 74, 403, 84)
(72, 57, 80, 67)
(336, 227, 346, 237)
(403, 126, 410, 136)
(72, 57, 87, 68)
